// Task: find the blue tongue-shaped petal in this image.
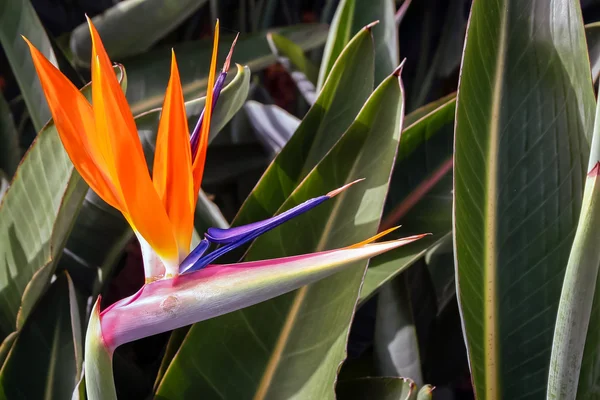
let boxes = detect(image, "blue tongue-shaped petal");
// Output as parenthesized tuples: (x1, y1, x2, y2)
(180, 180, 363, 274)
(206, 196, 328, 244)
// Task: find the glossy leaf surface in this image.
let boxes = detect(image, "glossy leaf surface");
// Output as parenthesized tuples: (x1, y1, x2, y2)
(454, 0, 594, 398)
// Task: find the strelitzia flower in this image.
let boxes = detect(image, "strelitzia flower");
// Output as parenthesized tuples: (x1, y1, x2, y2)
(25, 18, 424, 399)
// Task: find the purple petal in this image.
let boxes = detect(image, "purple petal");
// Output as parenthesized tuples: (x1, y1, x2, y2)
(179, 239, 210, 273)
(180, 195, 329, 274)
(190, 71, 227, 156)
(207, 195, 328, 243)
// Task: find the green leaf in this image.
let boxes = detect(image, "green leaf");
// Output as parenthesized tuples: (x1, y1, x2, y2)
(454, 0, 595, 398)
(585, 21, 600, 83)
(60, 65, 248, 295)
(0, 0, 55, 131)
(244, 101, 300, 155)
(0, 67, 125, 339)
(317, 0, 397, 89)
(126, 24, 328, 114)
(336, 377, 416, 400)
(0, 94, 20, 178)
(0, 272, 82, 399)
(230, 26, 374, 230)
(70, 0, 208, 63)
(155, 64, 403, 399)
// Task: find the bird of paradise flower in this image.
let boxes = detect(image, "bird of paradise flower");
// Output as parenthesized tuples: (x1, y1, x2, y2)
(24, 18, 424, 399)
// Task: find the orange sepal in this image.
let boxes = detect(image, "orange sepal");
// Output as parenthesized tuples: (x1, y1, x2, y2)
(153, 51, 195, 257)
(24, 38, 121, 209)
(88, 20, 179, 273)
(192, 19, 220, 197)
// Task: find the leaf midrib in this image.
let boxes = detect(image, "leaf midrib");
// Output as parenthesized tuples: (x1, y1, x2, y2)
(483, 3, 508, 398)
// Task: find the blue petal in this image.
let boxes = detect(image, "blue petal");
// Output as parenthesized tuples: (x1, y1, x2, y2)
(190, 72, 227, 157)
(206, 195, 329, 244)
(180, 195, 330, 274)
(179, 239, 210, 273)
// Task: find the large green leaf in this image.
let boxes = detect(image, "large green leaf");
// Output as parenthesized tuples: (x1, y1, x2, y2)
(0, 0, 55, 131)
(155, 63, 403, 400)
(454, 0, 595, 398)
(317, 0, 397, 88)
(126, 24, 328, 114)
(336, 377, 415, 400)
(0, 94, 20, 178)
(0, 67, 125, 339)
(60, 66, 249, 295)
(70, 0, 208, 63)
(0, 273, 81, 399)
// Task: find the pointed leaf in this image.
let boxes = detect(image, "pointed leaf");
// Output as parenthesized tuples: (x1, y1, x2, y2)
(317, 0, 397, 88)
(454, 0, 594, 398)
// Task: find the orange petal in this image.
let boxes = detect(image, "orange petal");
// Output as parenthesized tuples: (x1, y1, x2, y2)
(345, 227, 402, 249)
(153, 51, 195, 257)
(24, 37, 121, 209)
(88, 20, 179, 274)
(192, 19, 220, 197)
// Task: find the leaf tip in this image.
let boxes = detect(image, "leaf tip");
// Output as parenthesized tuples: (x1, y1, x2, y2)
(393, 58, 407, 77)
(365, 20, 380, 31)
(326, 178, 365, 197)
